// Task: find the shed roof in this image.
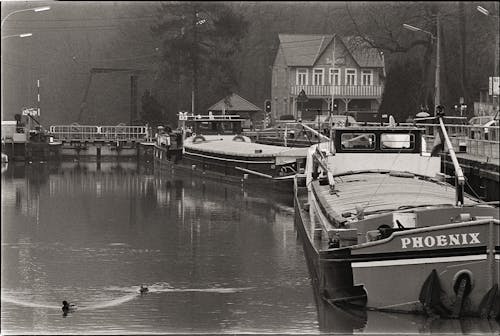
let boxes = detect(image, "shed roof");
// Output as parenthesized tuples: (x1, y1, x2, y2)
(208, 93, 261, 112)
(277, 34, 383, 68)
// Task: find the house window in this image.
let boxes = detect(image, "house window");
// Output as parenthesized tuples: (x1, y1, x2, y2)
(313, 68, 324, 85)
(329, 68, 340, 85)
(361, 70, 373, 86)
(346, 69, 357, 85)
(296, 69, 308, 85)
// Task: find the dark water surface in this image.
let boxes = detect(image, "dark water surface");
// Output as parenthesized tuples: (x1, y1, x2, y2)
(1, 161, 499, 335)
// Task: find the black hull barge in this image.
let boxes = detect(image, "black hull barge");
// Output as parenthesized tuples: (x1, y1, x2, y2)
(152, 114, 307, 191)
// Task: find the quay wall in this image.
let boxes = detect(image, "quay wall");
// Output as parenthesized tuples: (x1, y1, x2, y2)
(442, 154, 499, 202)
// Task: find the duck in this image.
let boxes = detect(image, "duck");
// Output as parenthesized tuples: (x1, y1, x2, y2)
(139, 285, 149, 294)
(62, 300, 76, 313)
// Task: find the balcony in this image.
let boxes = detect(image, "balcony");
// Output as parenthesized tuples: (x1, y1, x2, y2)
(291, 85, 384, 98)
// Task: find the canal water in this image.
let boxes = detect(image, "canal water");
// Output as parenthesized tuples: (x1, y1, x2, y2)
(1, 161, 499, 335)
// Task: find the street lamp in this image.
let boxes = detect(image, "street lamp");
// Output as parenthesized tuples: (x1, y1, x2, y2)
(1, 6, 51, 27)
(1, 33, 33, 40)
(477, 5, 499, 111)
(403, 14, 441, 114)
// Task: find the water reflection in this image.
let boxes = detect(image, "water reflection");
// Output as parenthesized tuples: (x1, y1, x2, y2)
(4, 161, 496, 334)
(1, 161, 314, 334)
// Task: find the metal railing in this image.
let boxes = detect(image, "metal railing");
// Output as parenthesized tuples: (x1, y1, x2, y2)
(49, 124, 149, 142)
(291, 85, 383, 97)
(414, 123, 500, 160)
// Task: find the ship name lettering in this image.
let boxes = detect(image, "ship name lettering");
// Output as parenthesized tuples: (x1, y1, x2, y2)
(401, 233, 480, 249)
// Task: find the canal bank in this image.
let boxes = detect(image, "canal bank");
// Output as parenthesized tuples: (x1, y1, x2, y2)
(442, 153, 499, 201)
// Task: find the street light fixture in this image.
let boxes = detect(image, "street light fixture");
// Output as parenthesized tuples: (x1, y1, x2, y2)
(1, 5, 51, 27)
(477, 6, 491, 16)
(33, 6, 51, 12)
(1, 32, 33, 40)
(402, 23, 435, 39)
(403, 17, 441, 112)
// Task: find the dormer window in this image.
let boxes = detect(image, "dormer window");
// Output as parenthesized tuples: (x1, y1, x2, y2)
(296, 69, 308, 85)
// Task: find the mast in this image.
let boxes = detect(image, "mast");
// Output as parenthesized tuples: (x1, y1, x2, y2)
(437, 116, 465, 205)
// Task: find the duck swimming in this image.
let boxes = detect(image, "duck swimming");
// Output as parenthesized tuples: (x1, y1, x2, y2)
(139, 285, 149, 294)
(62, 300, 76, 313)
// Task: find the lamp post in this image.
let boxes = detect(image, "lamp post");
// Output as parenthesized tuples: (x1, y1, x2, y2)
(1, 6, 50, 27)
(2, 5, 50, 117)
(403, 13, 441, 114)
(477, 5, 500, 111)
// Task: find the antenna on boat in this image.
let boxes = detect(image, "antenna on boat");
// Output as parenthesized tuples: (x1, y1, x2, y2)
(435, 106, 465, 206)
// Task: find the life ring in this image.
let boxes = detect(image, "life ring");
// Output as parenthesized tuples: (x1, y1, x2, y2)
(192, 135, 206, 143)
(232, 135, 246, 142)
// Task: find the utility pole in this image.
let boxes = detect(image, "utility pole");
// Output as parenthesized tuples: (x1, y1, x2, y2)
(495, 2, 499, 111)
(435, 11, 441, 111)
(191, 9, 199, 115)
(330, 35, 336, 117)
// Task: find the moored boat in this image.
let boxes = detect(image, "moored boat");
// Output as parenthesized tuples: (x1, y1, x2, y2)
(153, 113, 308, 190)
(294, 115, 500, 318)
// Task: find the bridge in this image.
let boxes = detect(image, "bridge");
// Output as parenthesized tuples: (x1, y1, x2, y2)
(49, 124, 151, 143)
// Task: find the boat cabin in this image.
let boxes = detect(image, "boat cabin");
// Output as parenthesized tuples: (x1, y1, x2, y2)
(310, 125, 440, 182)
(178, 112, 245, 136)
(332, 126, 424, 154)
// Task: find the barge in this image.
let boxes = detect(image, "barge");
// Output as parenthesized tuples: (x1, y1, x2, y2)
(153, 113, 307, 190)
(294, 116, 499, 318)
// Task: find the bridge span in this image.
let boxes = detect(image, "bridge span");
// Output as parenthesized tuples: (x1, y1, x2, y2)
(47, 124, 154, 160)
(49, 124, 151, 142)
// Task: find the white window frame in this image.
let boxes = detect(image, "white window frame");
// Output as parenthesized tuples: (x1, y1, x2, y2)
(296, 68, 308, 85)
(361, 69, 373, 86)
(313, 68, 324, 85)
(329, 68, 340, 85)
(346, 68, 357, 86)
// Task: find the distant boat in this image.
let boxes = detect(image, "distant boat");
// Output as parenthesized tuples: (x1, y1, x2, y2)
(294, 117, 499, 318)
(153, 113, 307, 190)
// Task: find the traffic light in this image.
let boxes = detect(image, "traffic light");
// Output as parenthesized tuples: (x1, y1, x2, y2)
(265, 100, 271, 113)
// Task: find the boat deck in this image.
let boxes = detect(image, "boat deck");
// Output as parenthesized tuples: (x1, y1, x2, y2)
(184, 135, 306, 157)
(312, 172, 478, 221)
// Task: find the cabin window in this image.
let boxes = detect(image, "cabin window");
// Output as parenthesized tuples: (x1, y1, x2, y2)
(296, 69, 308, 85)
(361, 70, 373, 86)
(381, 133, 415, 150)
(313, 68, 324, 85)
(329, 68, 340, 85)
(341, 133, 375, 150)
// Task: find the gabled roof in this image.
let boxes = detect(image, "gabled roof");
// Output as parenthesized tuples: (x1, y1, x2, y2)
(278, 34, 331, 66)
(277, 34, 383, 68)
(341, 36, 384, 68)
(208, 93, 261, 112)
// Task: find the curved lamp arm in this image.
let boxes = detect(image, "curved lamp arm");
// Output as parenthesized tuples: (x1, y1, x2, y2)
(1, 6, 50, 27)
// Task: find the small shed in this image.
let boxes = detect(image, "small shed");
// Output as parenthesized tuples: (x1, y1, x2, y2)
(207, 93, 262, 129)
